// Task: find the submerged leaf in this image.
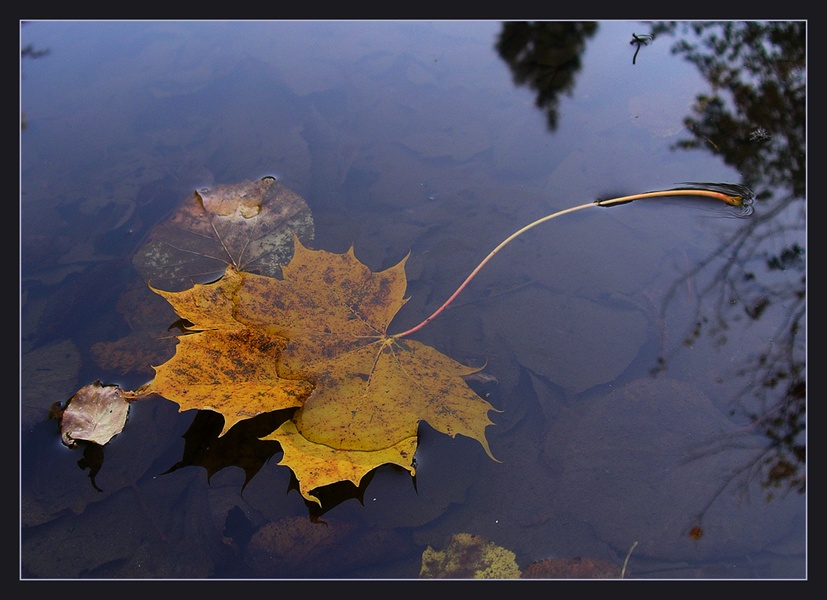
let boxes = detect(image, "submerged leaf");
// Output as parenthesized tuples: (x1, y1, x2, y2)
(419, 532, 522, 579)
(132, 176, 314, 291)
(521, 557, 622, 579)
(89, 277, 181, 375)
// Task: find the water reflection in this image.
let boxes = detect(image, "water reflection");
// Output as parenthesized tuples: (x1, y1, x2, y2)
(495, 21, 598, 131)
(493, 24, 805, 501)
(20, 23, 50, 131)
(20, 20, 805, 579)
(645, 21, 806, 504)
(629, 33, 654, 65)
(493, 19, 805, 563)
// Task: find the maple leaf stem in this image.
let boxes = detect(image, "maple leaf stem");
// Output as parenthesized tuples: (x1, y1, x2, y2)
(391, 186, 748, 339)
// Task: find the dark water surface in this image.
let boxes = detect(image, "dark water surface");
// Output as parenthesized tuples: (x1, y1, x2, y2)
(20, 20, 806, 579)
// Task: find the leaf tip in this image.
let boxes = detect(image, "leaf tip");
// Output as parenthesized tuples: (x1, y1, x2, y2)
(483, 444, 502, 464)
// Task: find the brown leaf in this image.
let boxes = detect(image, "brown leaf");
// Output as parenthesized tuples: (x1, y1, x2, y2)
(521, 556, 622, 579)
(90, 277, 179, 375)
(60, 381, 131, 447)
(132, 176, 314, 291)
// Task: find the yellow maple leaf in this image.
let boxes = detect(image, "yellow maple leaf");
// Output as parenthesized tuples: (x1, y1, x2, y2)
(73, 180, 750, 506)
(146, 327, 314, 436)
(142, 268, 314, 436)
(142, 236, 499, 503)
(233, 235, 409, 368)
(235, 237, 498, 456)
(271, 419, 418, 505)
(291, 337, 495, 455)
(149, 263, 246, 331)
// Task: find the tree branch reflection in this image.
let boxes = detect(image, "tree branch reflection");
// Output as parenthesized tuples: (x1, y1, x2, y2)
(648, 21, 805, 501)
